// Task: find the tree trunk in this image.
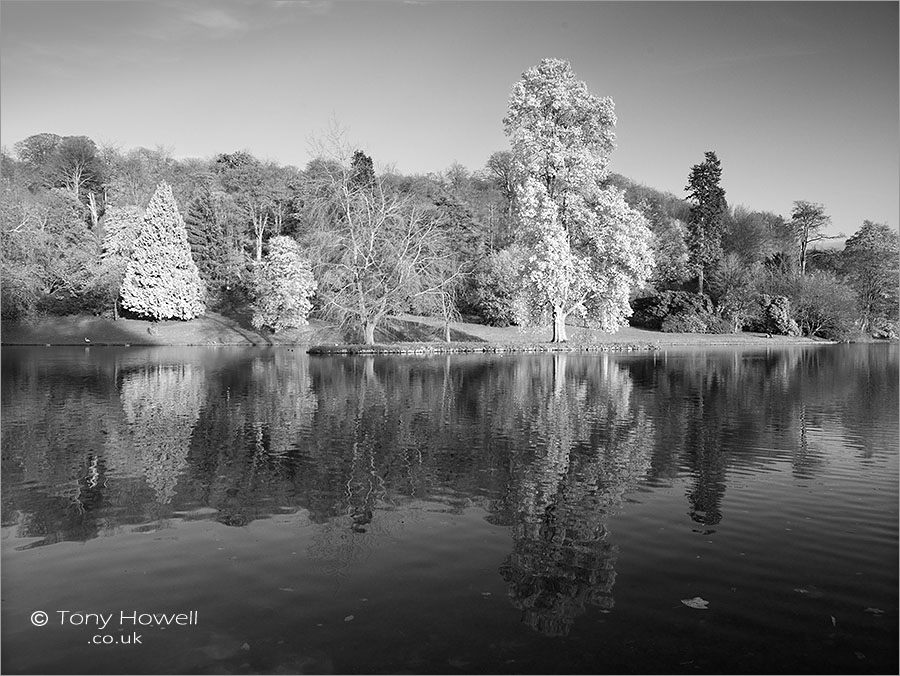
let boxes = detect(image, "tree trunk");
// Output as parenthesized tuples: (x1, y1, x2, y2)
(698, 268, 705, 295)
(363, 320, 376, 345)
(551, 305, 568, 343)
(443, 318, 451, 343)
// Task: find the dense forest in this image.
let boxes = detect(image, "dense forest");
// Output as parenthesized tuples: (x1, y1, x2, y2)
(1, 59, 897, 343)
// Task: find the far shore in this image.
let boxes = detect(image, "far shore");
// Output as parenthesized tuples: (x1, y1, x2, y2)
(0, 312, 845, 350)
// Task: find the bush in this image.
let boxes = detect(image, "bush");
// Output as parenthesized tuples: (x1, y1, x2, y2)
(468, 247, 526, 327)
(631, 291, 713, 330)
(754, 294, 800, 336)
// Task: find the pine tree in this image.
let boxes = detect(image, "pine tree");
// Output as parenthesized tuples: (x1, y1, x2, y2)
(120, 182, 205, 320)
(184, 188, 227, 298)
(685, 151, 727, 295)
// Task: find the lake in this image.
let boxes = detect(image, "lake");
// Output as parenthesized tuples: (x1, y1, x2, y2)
(1, 344, 897, 675)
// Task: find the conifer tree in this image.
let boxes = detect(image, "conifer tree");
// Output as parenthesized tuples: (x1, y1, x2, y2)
(184, 188, 227, 298)
(120, 182, 205, 320)
(685, 151, 727, 294)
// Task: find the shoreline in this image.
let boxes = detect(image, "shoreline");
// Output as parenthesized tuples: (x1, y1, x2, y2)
(0, 312, 856, 350)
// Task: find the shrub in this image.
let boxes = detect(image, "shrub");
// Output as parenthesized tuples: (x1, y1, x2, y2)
(468, 247, 526, 327)
(630, 290, 713, 330)
(755, 294, 800, 336)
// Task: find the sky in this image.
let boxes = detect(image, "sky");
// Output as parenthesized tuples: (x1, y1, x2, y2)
(1, 1, 897, 238)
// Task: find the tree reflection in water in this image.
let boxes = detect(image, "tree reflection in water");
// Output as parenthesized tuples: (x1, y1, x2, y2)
(497, 353, 652, 636)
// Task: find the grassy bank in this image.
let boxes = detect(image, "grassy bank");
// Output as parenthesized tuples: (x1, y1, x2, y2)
(1, 311, 833, 349)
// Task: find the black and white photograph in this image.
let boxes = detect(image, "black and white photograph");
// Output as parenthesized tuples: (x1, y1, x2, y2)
(1, 1, 897, 674)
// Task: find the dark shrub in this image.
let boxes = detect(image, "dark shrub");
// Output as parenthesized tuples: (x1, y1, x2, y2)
(631, 291, 713, 330)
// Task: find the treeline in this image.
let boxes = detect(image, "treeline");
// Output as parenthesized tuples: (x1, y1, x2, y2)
(1, 94, 897, 341)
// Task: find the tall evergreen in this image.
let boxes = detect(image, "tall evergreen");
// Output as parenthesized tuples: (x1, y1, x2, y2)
(184, 188, 227, 297)
(120, 182, 205, 320)
(685, 151, 727, 294)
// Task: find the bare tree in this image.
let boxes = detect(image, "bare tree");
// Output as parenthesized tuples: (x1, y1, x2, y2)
(302, 135, 463, 345)
(789, 201, 843, 275)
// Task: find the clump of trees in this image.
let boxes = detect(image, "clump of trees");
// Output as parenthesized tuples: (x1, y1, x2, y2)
(1, 58, 896, 343)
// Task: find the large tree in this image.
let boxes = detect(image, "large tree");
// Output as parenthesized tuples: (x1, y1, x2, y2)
(119, 182, 205, 320)
(504, 57, 652, 341)
(685, 151, 727, 294)
(841, 220, 899, 332)
(302, 141, 460, 345)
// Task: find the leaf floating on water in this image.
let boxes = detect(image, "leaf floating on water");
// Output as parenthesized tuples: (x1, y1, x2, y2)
(830, 616, 836, 626)
(794, 588, 809, 594)
(864, 607, 884, 615)
(681, 597, 709, 609)
(481, 592, 492, 597)
(279, 587, 295, 593)
(344, 615, 354, 622)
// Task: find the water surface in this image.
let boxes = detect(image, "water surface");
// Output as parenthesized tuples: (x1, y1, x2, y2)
(2, 344, 897, 674)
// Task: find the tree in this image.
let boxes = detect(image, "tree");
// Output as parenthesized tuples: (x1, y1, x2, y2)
(119, 182, 206, 320)
(96, 205, 144, 318)
(215, 152, 278, 262)
(349, 150, 375, 191)
(789, 201, 841, 275)
(685, 151, 727, 294)
(302, 138, 461, 345)
(250, 235, 317, 332)
(841, 220, 899, 332)
(505, 57, 652, 341)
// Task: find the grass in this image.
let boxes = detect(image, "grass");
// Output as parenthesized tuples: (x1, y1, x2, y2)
(1, 311, 831, 349)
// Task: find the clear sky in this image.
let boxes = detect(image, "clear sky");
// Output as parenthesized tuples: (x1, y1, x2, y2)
(1, 1, 897, 237)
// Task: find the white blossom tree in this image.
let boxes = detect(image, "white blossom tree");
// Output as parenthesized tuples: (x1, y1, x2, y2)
(505, 58, 653, 341)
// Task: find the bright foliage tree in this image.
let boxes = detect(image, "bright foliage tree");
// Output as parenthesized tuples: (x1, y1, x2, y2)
(120, 182, 206, 320)
(505, 57, 652, 341)
(841, 220, 899, 332)
(250, 235, 317, 332)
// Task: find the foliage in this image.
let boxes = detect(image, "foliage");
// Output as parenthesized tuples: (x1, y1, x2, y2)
(709, 253, 760, 332)
(723, 206, 794, 267)
(764, 271, 858, 340)
(250, 235, 317, 332)
(685, 151, 727, 293)
(505, 58, 652, 341)
(469, 246, 528, 326)
(630, 290, 713, 330)
(841, 220, 899, 332)
(119, 182, 206, 320)
(753, 294, 800, 336)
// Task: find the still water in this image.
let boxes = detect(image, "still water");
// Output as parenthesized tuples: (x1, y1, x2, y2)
(1, 344, 897, 675)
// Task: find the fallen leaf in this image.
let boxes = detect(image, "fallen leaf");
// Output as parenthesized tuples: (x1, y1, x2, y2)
(681, 597, 709, 609)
